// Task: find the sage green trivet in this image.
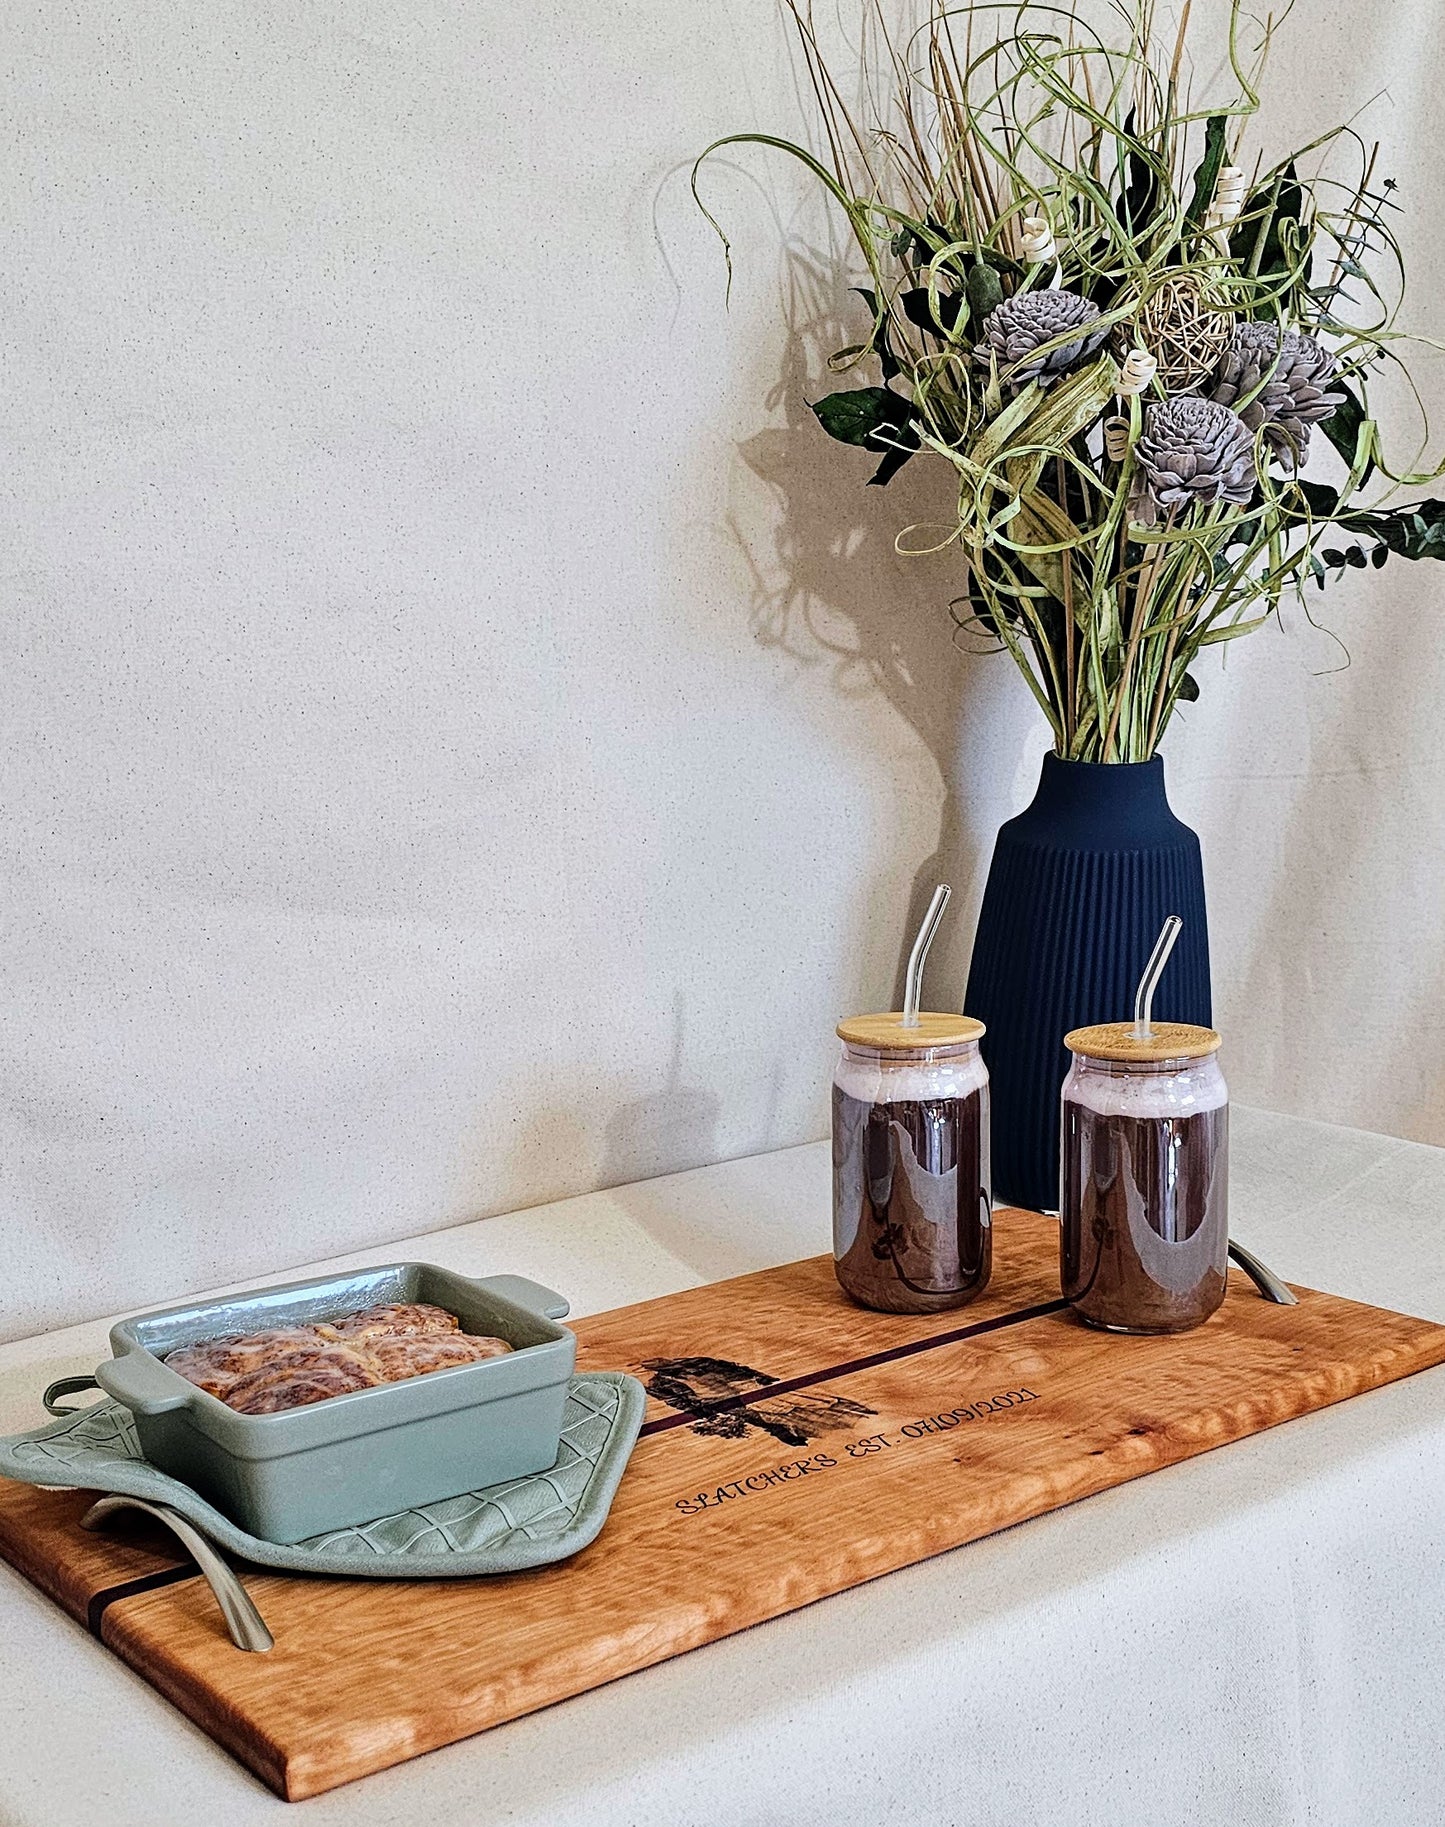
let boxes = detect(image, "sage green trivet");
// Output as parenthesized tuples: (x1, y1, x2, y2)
(0, 1371, 644, 1577)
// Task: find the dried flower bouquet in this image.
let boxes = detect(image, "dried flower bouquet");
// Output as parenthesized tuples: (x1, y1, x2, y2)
(697, 0, 1445, 761)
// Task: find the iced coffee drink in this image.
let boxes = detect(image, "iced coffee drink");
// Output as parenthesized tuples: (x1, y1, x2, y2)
(832, 1013, 991, 1314)
(1059, 1022, 1228, 1333)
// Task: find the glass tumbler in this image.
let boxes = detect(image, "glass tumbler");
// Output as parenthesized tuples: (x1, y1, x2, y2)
(1059, 1021, 1228, 1333)
(832, 1013, 991, 1314)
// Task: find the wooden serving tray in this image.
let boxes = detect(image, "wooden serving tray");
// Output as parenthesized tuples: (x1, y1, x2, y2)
(3, 1208, 1445, 1800)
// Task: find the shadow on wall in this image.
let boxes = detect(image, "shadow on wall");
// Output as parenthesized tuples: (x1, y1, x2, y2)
(732, 245, 1032, 1006)
(465, 994, 726, 1225)
(598, 991, 725, 1191)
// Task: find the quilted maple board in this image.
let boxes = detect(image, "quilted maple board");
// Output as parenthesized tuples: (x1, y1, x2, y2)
(3, 1207, 1445, 1801)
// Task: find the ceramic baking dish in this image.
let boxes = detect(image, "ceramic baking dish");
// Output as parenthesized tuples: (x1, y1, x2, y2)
(96, 1263, 576, 1544)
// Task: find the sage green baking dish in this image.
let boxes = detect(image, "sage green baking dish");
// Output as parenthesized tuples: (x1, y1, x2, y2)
(96, 1264, 576, 1545)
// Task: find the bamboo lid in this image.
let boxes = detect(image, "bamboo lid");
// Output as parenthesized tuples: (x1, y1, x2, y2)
(837, 1012, 985, 1051)
(1064, 1020, 1221, 1063)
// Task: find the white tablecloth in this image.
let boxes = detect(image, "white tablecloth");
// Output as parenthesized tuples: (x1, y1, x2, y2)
(1, 1106, 1442, 1827)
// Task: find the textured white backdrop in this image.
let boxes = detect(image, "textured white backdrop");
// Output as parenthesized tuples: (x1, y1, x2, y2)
(2, 0, 1442, 1339)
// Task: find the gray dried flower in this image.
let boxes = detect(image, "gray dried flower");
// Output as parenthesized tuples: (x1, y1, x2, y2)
(1209, 322, 1345, 466)
(973, 289, 1109, 390)
(1132, 395, 1256, 521)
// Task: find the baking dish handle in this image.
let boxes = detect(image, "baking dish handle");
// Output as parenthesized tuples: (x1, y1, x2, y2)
(96, 1352, 192, 1416)
(474, 1275, 570, 1321)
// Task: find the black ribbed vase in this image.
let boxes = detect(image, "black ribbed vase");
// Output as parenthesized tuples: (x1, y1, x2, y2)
(963, 752, 1211, 1213)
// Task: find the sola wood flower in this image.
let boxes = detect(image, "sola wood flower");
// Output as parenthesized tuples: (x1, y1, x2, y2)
(1209, 322, 1346, 466)
(973, 289, 1108, 389)
(1132, 395, 1256, 521)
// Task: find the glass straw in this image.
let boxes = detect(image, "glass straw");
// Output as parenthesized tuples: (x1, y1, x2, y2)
(902, 884, 951, 1027)
(1133, 915, 1183, 1039)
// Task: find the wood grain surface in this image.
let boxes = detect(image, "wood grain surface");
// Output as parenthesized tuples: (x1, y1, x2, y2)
(836, 1011, 984, 1049)
(3, 1207, 1445, 1801)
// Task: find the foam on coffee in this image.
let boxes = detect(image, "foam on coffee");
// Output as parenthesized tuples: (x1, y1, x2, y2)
(834, 1047, 989, 1107)
(1061, 1054, 1226, 1119)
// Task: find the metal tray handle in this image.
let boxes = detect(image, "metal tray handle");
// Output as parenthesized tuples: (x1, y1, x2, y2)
(81, 1494, 274, 1652)
(1227, 1239, 1298, 1306)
